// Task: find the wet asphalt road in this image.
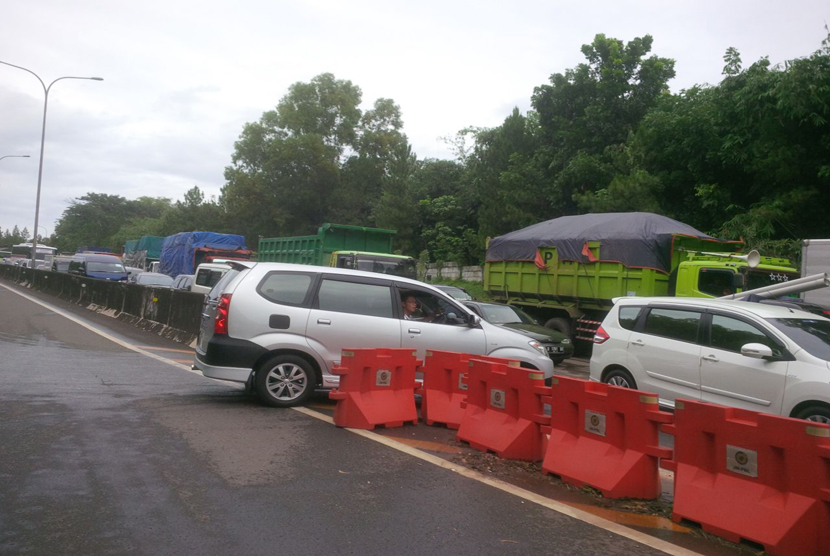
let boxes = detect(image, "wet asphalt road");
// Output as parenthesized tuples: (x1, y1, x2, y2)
(0, 284, 671, 556)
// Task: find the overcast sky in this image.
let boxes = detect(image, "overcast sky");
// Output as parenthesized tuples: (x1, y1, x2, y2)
(0, 0, 827, 238)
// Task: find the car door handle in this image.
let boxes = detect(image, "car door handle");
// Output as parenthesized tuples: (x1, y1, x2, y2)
(408, 328, 421, 335)
(630, 339, 645, 347)
(701, 354, 719, 363)
(317, 318, 331, 325)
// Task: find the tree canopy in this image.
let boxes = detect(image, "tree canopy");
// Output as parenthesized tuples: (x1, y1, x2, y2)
(43, 31, 830, 265)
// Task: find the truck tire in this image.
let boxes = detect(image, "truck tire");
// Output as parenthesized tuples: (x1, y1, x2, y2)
(544, 317, 572, 338)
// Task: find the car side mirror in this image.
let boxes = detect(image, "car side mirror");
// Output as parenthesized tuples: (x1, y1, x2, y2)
(741, 343, 773, 359)
(468, 314, 481, 327)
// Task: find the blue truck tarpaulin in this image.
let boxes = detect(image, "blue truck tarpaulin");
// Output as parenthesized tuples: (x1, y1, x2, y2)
(160, 232, 248, 277)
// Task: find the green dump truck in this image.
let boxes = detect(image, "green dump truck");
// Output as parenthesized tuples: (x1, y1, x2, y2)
(258, 223, 416, 279)
(484, 212, 799, 342)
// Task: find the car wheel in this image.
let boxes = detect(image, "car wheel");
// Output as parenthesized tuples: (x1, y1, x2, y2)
(602, 368, 637, 390)
(544, 317, 572, 338)
(794, 405, 830, 424)
(255, 355, 316, 408)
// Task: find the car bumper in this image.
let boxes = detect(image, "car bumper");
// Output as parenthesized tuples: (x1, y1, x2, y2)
(194, 334, 269, 383)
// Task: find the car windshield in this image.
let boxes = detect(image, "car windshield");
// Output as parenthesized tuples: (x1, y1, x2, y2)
(87, 261, 126, 273)
(440, 287, 472, 300)
(355, 257, 417, 279)
(139, 274, 174, 286)
(745, 270, 800, 291)
(478, 304, 537, 325)
(767, 318, 830, 361)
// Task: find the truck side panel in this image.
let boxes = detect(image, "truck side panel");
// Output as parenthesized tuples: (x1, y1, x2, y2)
(258, 224, 397, 266)
(485, 247, 670, 312)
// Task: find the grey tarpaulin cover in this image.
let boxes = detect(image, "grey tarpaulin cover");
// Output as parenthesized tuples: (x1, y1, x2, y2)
(486, 212, 729, 273)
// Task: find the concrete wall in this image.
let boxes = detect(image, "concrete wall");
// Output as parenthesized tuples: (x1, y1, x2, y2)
(0, 265, 203, 344)
(424, 263, 483, 283)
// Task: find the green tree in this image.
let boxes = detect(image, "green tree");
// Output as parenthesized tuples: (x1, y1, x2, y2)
(531, 34, 676, 212)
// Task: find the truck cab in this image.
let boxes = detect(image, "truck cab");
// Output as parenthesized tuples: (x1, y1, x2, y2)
(673, 252, 799, 298)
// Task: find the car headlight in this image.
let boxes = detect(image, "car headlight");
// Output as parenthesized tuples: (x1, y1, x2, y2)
(561, 338, 571, 344)
(528, 340, 547, 356)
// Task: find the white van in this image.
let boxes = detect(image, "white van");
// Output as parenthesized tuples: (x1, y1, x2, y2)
(191, 263, 231, 295)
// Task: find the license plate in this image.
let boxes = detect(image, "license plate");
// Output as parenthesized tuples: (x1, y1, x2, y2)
(548, 346, 563, 353)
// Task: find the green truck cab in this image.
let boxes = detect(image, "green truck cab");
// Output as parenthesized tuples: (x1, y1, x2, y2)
(484, 213, 799, 342)
(258, 223, 416, 279)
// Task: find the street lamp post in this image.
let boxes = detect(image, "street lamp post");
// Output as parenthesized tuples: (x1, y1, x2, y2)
(0, 61, 102, 267)
(0, 155, 30, 162)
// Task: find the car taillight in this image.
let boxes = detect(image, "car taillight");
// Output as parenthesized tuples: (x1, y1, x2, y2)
(214, 293, 232, 335)
(593, 325, 610, 344)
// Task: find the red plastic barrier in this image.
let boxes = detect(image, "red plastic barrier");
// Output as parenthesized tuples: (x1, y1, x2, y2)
(456, 359, 550, 461)
(541, 377, 672, 499)
(329, 348, 420, 430)
(418, 351, 519, 429)
(662, 399, 830, 555)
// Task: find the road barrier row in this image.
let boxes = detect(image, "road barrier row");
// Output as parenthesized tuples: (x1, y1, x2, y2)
(0, 265, 204, 341)
(328, 347, 830, 555)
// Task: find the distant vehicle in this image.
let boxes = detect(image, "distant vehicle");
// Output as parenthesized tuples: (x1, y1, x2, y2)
(463, 300, 573, 364)
(0, 250, 11, 261)
(434, 285, 474, 301)
(133, 272, 174, 287)
(68, 254, 128, 281)
(160, 232, 252, 278)
(11, 242, 57, 268)
(258, 223, 416, 279)
(485, 213, 799, 344)
(590, 296, 830, 423)
(124, 266, 145, 280)
(123, 236, 164, 270)
(171, 274, 195, 291)
(191, 263, 230, 295)
(52, 256, 73, 273)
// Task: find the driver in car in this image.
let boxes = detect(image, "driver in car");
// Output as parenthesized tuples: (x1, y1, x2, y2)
(402, 294, 443, 322)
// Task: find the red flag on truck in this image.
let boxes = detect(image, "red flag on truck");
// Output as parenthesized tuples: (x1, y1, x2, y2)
(581, 242, 598, 262)
(534, 250, 547, 269)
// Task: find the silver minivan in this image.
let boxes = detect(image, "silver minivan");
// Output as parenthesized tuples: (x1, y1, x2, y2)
(194, 262, 555, 407)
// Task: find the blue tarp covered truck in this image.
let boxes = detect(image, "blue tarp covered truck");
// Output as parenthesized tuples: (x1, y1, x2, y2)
(159, 232, 253, 277)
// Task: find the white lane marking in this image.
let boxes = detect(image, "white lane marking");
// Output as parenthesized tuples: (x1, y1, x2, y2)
(293, 407, 700, 556)
(0, 282, 202, 376)
(3, 281, 697, 555)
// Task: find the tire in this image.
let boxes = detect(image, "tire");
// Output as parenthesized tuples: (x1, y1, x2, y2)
(255, 355, 316, 408)
(551, 357, 565, 366)
(602, 368, 637, 390)
(544, 317, 572, 338)
(794, 404, 830, 425)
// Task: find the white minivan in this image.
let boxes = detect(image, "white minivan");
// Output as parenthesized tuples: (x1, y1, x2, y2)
(191, 263, 231, 295)
(194, 262, 555, 407)
(589, 297, 830, 423)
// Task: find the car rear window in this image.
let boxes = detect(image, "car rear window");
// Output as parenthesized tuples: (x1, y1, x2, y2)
(618, 306, 642, 330)
(317, 279, 393, 318)
(643, 308, 702, 343)
(258, 272, 314, 306)
(196, 269, 225, 287)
